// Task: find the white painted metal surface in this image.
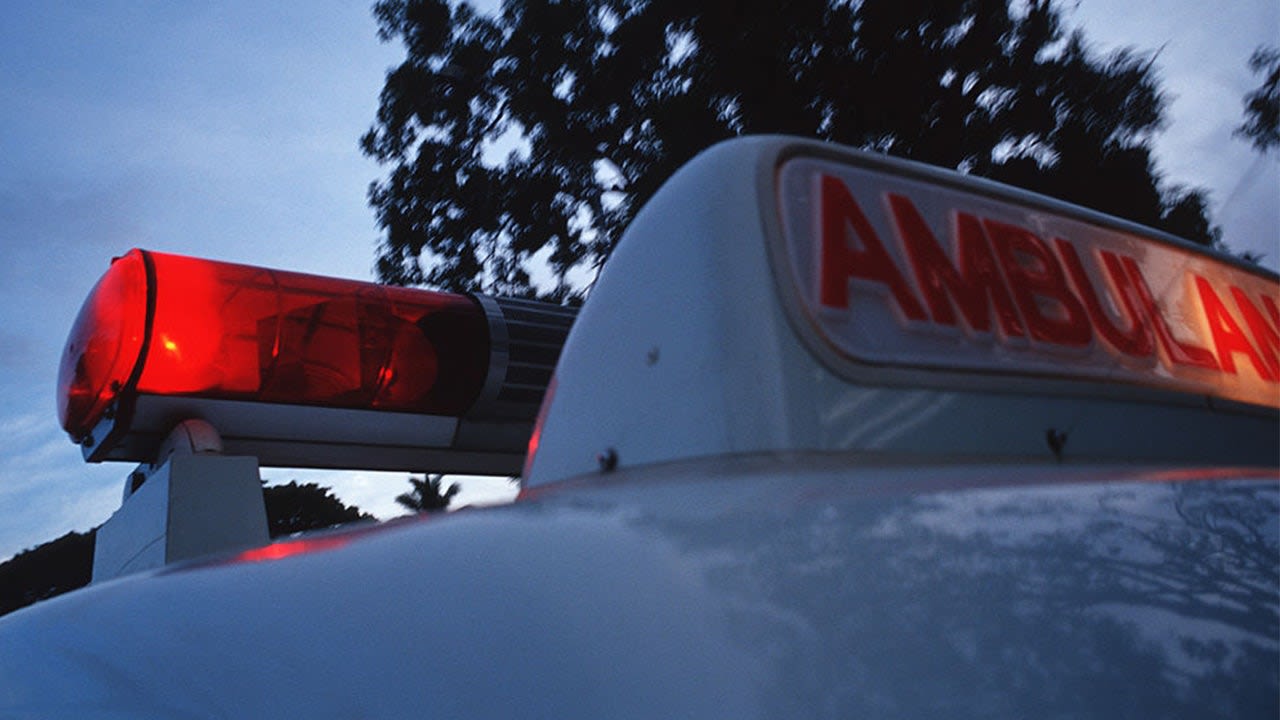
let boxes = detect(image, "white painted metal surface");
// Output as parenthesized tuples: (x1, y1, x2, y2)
(3, 136, 1276, 718)
(525, 138, 1277, 487)
(2, 462, 1276, 717)
(93, 453, 267, 582)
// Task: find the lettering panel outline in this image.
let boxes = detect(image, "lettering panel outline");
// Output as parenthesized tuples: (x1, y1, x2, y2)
(775, 155, 1280, 410)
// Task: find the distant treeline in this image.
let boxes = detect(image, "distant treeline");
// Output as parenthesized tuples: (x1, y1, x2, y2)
(0, 482, 370, 618)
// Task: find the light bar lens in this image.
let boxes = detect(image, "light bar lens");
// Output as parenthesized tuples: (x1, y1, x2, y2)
(59, 249, 489, 441)
(58, 251, 148, 439)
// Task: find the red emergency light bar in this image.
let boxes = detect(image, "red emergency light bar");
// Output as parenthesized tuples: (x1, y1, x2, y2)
(58, 249, 574, 473)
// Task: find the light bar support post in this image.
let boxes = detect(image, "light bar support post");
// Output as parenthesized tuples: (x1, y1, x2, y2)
(91, 422, 268, 583)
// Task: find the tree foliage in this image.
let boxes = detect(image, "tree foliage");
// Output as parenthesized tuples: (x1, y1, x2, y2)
(0, 530, 95, 618)
(1237, 46, 1280, 153)
(0, 483, 370, 618)
(364, 0, 1221, 299)
(395, 474, 460, 513)
(263, 481, 374, 538)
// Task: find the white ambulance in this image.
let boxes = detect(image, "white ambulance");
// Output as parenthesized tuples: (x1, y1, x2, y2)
(2, 137, 1276, 718)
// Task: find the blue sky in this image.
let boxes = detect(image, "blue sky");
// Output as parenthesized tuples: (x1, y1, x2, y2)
(0, 1, 1276, 561)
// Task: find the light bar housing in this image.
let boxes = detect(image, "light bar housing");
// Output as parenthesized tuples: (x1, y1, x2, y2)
(58, 249, 574, 473)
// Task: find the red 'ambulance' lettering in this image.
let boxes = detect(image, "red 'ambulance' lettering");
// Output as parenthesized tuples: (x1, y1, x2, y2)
(1121, 256, 1220, 371)
(984, 219, 1091, 347)
(819, 176, 926, 320)
(815, 173, 1280, 389)
(1230, 287, 1280, 379)
(890, 194, 1024, 338)
(1264, 294, 1280, 329)
(1195, 277, 1277, 381)
(1056, 240, 1154, 359)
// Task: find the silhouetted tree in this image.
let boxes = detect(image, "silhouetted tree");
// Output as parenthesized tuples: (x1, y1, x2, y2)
(0, 530, 95, 618)
(396, 474, 460, 513)
(1237, 46, 1279, 153)
(364, 0, 1220, 300)
(0, 483, 370, 618)
(263, 481, 374, 538)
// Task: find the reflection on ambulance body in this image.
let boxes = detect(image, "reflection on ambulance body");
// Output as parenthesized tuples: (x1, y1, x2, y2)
(0, 137, 1275, 718)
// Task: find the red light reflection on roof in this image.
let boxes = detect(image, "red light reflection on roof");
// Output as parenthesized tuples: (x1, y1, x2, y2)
(522, 376, 555, 479)
(233, 535, 351, 564)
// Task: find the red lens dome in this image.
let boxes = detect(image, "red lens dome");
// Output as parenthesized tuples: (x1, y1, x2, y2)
(59, 249, 492, 444)
(57, 250, 149, 439)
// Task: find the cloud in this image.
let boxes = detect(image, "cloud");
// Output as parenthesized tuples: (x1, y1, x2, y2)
(0, 411, 121, 562)
(0, 332, 36, 371)
(1067, 0, 1279, 268)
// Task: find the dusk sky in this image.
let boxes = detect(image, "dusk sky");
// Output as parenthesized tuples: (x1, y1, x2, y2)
(1, 1, 1276, 562)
